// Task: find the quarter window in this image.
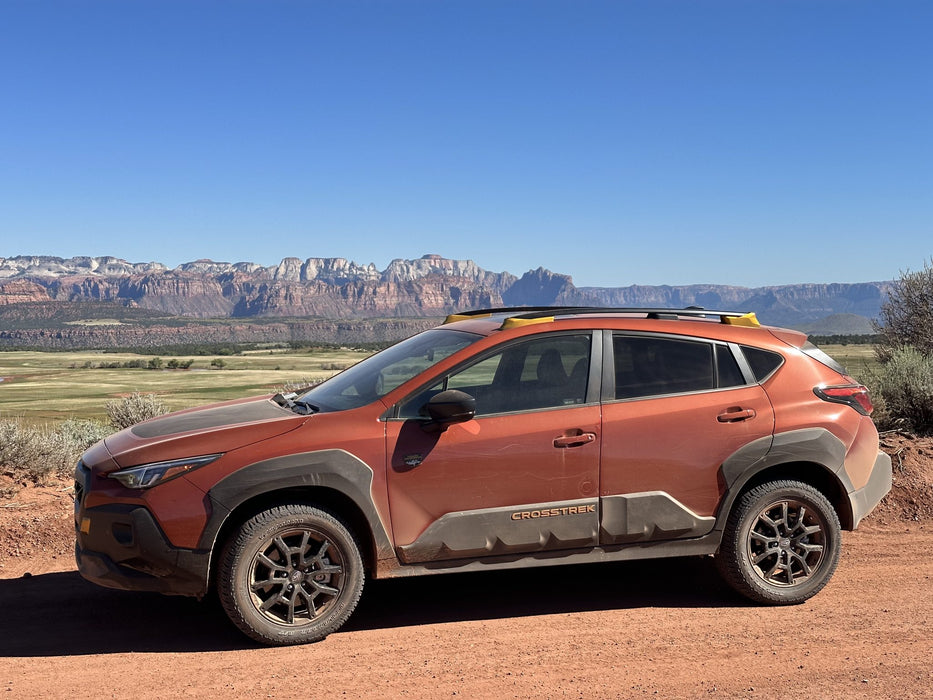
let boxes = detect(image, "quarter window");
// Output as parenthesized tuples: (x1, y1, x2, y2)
(742, 346, 784, 382)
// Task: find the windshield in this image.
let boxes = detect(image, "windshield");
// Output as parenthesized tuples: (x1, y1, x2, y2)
(298, 329, 482, 412)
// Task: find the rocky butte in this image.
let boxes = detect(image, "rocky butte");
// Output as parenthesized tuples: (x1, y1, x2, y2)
(0, 254, 891, 348)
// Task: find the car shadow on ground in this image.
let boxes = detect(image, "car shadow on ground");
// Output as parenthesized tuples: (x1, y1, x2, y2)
(0, 556, 745, 657)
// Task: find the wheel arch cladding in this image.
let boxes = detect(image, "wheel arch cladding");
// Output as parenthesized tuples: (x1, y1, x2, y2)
(201, 450, 395, 577)
(718, 429, 855, 530)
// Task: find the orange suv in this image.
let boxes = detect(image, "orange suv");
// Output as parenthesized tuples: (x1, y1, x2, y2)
(74, 307, 892, 645)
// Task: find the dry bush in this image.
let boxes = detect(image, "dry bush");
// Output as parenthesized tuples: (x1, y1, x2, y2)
(106, 392, 168, 430)
(0, 418, 109, 484)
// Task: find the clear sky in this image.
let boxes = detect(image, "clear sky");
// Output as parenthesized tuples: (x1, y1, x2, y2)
(2, 0, 931, 288)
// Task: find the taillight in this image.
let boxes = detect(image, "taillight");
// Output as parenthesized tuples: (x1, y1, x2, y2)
(814, 384, 873, 416)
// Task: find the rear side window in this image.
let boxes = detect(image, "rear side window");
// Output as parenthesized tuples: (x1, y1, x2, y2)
(741, 346, 784, 382)
(613, 336, 715, 399)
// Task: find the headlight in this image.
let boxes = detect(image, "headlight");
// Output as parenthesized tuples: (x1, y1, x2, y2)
(109, 454, 222, 489)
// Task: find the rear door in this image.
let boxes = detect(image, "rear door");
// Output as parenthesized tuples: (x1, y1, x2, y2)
(599, 333, 775, 544)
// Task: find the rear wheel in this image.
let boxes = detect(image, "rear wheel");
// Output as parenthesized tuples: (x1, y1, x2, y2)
(717, 480, 841, 604)
(217, 504, 364, 645)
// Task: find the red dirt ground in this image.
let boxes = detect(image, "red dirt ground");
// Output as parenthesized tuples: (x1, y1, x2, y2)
(1, 434, 931, 698)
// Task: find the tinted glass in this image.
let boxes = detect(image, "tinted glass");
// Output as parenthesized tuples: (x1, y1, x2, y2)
(716, 344, 746, 388)
(613, 336, 714, 399)
(742, 346, 784, 382)
(399, 334, 591, 417)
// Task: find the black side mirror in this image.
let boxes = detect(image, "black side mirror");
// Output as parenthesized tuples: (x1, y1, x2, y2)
(421, 390, 476, 432)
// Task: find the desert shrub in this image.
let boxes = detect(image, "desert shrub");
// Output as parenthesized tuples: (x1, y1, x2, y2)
(0, 418, 109, 484)
(58, 418, 111, 448)
(106, 392, 169, 430)
(861, 347, 933, 434)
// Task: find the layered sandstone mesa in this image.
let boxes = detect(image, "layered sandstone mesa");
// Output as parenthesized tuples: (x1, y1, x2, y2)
(0, 254, 892, 328)
(0, 279, 51, 305)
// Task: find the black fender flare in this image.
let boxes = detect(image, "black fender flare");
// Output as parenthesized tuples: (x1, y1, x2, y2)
(717, 428, 854, 530)
(198, 449, 395, 567)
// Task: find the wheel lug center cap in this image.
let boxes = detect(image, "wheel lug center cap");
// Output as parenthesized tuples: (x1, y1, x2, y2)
(779, 537, 791, 549)
(289, 570, 304, 583)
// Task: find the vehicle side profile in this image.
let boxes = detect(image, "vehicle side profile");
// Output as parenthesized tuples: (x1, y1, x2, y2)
(74, 307, 892, 645)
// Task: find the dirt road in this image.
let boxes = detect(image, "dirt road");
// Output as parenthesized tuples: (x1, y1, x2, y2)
(1, 522, 930, 699)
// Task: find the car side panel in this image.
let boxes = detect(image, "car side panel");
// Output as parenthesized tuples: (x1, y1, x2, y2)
(599, 385, 775, 521)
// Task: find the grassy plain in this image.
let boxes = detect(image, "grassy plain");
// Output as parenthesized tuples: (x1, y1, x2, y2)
(0, 348, 370, 424)
(0, 343, 879, 425)
(819, 343, 880, 378)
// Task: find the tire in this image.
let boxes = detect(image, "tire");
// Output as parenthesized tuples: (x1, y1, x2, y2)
(716, 480, 841, 605)
(217, 504, 364, 645)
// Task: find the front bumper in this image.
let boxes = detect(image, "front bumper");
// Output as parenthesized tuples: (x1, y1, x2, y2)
(74, 465, 209, 597)
(848, 450, 893, 528)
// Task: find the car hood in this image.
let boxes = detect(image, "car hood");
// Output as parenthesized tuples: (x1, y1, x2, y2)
(96, 395, 309, 473)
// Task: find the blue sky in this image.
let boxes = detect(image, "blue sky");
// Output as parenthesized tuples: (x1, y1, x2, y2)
(2, 1, 931, 288)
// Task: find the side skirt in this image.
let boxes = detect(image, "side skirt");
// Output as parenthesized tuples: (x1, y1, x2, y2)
(376, 529, 723, 579)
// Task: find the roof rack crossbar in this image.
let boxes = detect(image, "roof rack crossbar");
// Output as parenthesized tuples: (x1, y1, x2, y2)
(443, 306, 761, 328)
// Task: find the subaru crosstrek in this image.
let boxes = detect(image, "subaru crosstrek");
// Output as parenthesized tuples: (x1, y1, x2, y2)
(75, 307, 892, 645)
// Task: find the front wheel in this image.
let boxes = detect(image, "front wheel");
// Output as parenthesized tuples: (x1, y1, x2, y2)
(217, 504, 364, 645)
(716, 480, 841, 605)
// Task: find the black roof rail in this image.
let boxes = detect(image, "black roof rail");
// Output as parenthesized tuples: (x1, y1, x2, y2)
(443, 306, 761, 328)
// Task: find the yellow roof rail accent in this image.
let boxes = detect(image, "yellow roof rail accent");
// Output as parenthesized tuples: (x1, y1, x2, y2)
(444, 312, 491, 324)
(501, 316, 554, 330)
(722, 312, 760, 327)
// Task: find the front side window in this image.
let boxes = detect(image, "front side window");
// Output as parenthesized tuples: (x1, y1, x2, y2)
(613, 335, 744, 399)
(399, 334, 592, 418)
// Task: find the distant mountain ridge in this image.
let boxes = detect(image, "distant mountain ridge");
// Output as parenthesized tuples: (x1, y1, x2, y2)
(0, 254, 891, 332)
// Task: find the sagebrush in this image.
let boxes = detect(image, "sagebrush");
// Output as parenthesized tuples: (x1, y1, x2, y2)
(862, 347, 933, 435)
(1, 394, 170, 487)
(106, 392, 168, 430)
(0, 418, 109, 484)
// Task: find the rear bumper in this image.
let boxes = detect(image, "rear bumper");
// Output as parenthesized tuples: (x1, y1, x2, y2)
(848, 450, 893, 529)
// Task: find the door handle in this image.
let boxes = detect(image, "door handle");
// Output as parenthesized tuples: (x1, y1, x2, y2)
(717, 408, 757, 423)
(553, 432, 597, 448)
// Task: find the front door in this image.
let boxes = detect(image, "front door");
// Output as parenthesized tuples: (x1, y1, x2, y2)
(385, 333, 601, 564)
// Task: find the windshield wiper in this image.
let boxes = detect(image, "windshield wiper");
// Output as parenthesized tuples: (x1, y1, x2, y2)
(271, 393, 319, 415)
(292, 399, 319, 415)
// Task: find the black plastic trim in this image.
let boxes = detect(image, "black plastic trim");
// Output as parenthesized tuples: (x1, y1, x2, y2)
(200, 449, 395, 566)
(75, 503, 209, 596)
(397, 498, 599, 564)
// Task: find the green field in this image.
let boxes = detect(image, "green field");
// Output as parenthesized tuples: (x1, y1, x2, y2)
(0, 349, 371, 424)
(818, 344, 880, 378)
(0, 343, 880, 426)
